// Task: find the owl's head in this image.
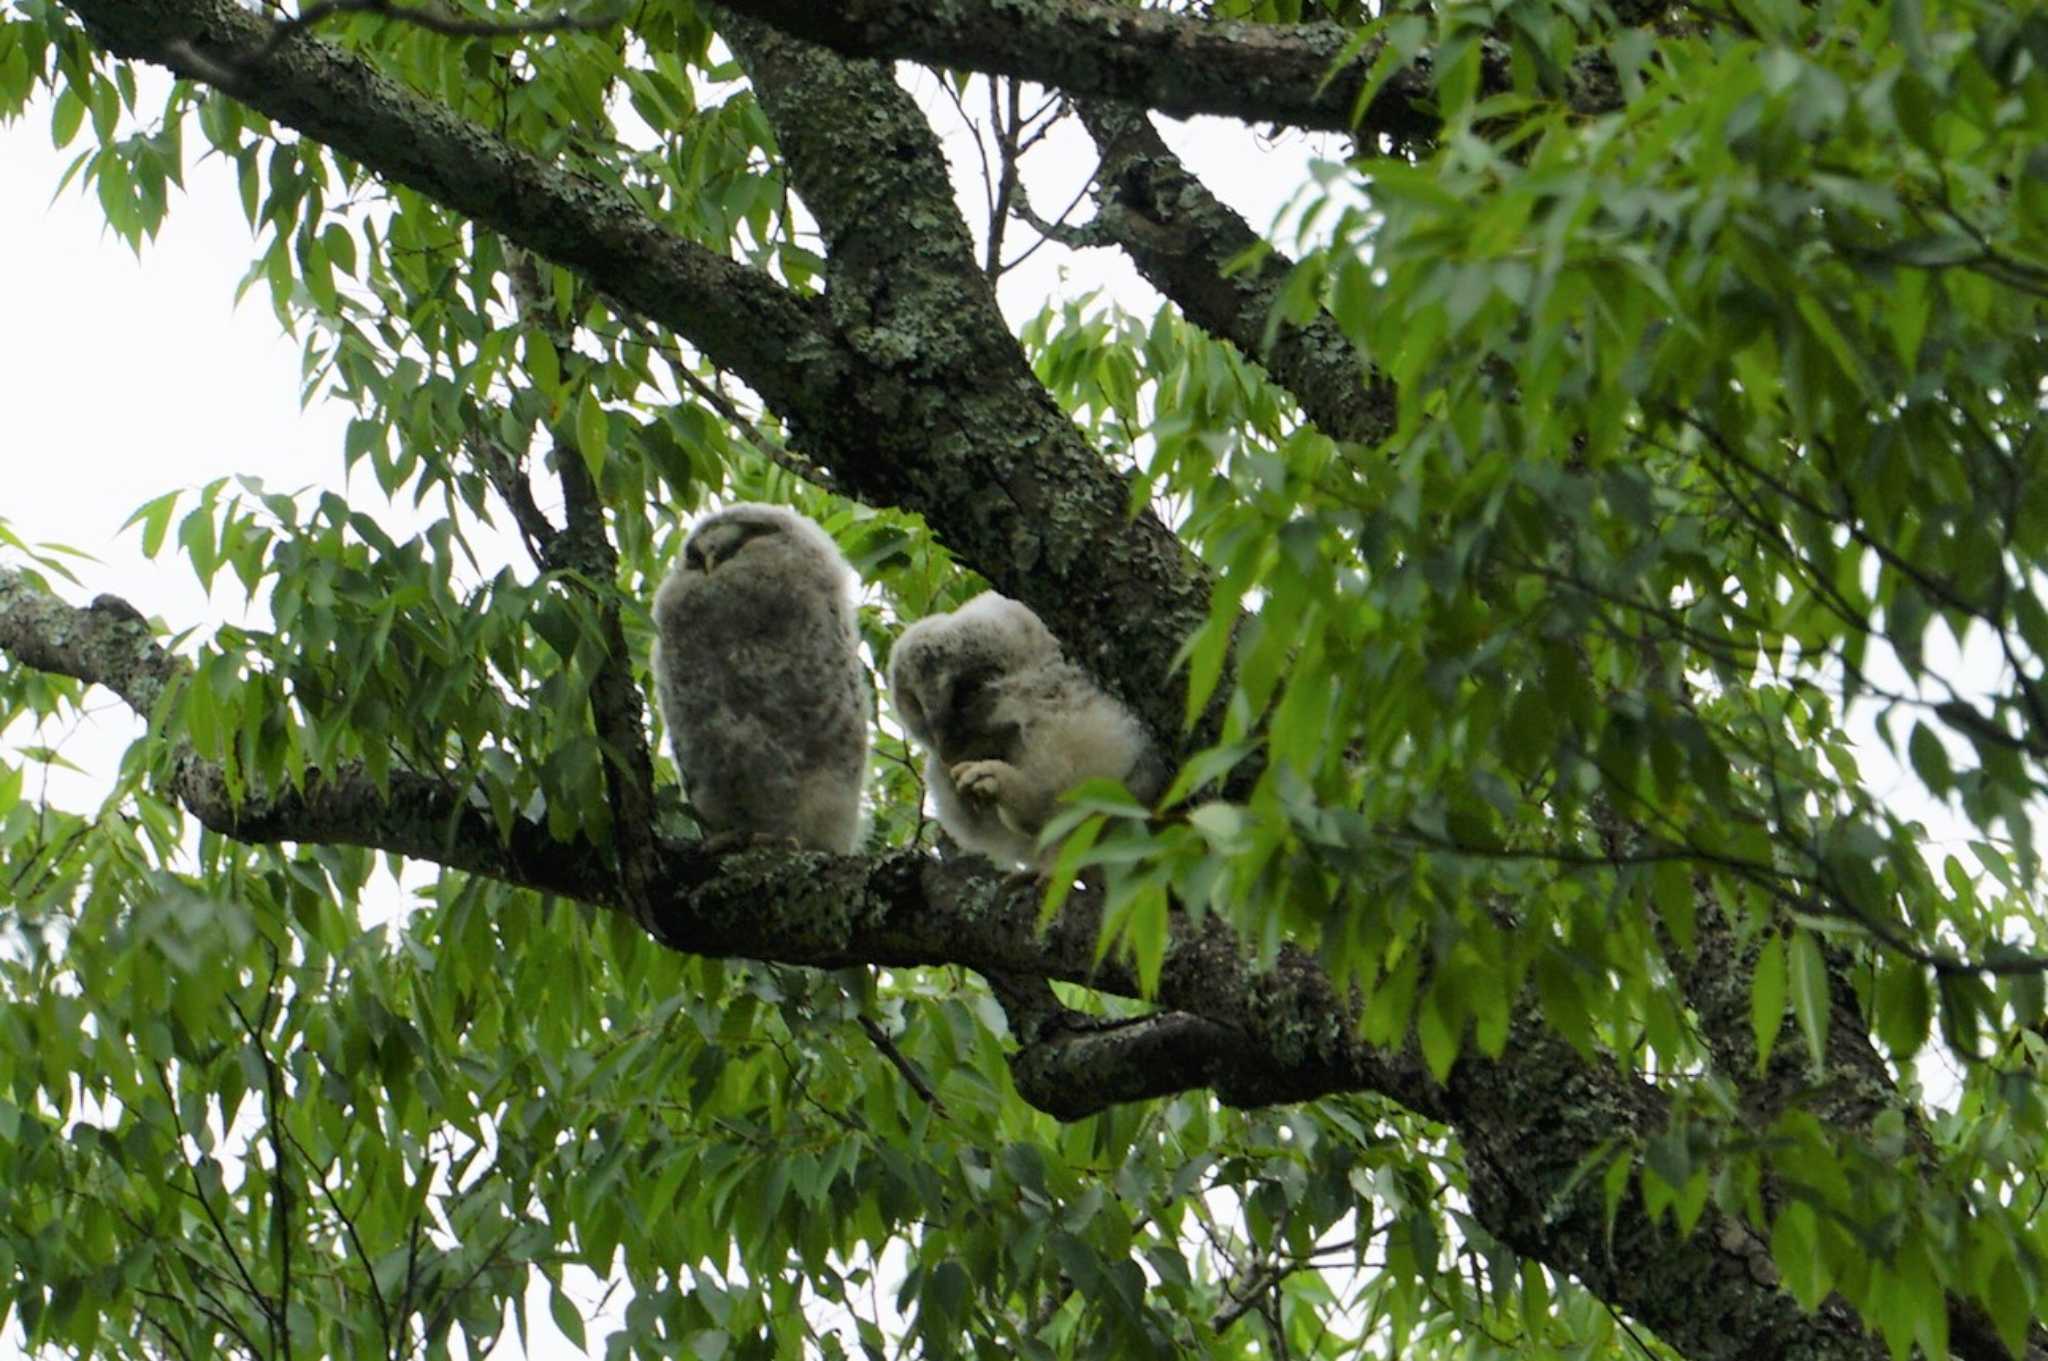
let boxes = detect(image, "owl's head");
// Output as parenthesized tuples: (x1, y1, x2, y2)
(678, 504, 854, 585)
(944, 593, 1062, 670)
(888, 592, 1063, 746)
(683, 505, 785, 572)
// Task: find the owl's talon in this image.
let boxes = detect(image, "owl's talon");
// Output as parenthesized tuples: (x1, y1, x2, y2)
(950, 759, 1005, 804)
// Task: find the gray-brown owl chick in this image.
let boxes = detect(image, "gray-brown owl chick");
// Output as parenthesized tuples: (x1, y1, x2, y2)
(889, 592, 1166, 869)
(651, 504, 870, 853)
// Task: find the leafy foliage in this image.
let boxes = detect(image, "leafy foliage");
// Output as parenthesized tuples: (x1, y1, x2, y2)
(2, 0, 2048, 1358)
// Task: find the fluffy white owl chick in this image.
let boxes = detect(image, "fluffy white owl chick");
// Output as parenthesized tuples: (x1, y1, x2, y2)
(889, 592, 1165, 869)
(651, 504, 870, 853)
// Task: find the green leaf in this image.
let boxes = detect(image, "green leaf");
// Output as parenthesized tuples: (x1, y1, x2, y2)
(1652, 859, 1696, 955)
(1787, 929, 1830, 1071)
(1770, 1201, 1831, 1309)
(1751, 932, 1787, 1071)
(50, 87, 84, 149)
(924, 1259, 969, 1326)
(574, 388, 608, 481)
(1533, 953, 1594, 1059)
(1907, 721, 1953, 793)
(547, 1282, 587, 1350)
(525, 332, 562, 395)
(123, 490, 181, 559)
(1416, 986, 1461, 1082)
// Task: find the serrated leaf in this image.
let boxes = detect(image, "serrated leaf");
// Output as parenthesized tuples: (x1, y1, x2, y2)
(547, 1283, 587, 1350)
(50, 88, 84, 149)
(123, 491, 181, 559)
(1787, 929, 1830, 1070)
(525, 332, 562, 395)
(1771, 1202, 1831, 1308)
(1751, 932, 1787, 1071)
(575, 388, 608, 481)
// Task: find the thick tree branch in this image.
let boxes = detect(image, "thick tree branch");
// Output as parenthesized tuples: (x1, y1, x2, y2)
(713, 10, 1207, 740)
(0, 566, 1418, 1115)
(1076, 99, 1395, 446)
(987, 970, 1356, 1118)
(0, 569, 615, 902)
(258, 0, 618, 56)
(711, 0, 1437, 139)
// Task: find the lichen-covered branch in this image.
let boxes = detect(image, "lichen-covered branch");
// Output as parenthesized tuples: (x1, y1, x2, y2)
(1075, 100, 1395, 447)
(708, 0, 1436, 138)
(713, 10, 1207, 740)
(987, 970, 1361, 1119)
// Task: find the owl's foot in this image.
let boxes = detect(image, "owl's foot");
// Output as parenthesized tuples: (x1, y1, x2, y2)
(700, 828, 751, 855)
(950, 759, 1014, 807)
(700, 829, 805, 855)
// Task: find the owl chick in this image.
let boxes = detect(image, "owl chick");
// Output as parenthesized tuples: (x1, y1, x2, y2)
(889, 592, 1166, 869)
(651, 504, 870, 853)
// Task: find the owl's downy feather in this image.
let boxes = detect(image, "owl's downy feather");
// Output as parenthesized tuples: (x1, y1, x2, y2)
(889, 593, 1165, 868)
(651, 504, 870, 853)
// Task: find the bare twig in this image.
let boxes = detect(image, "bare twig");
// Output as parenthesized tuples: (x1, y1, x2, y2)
(858, 1013, 949, 1115)
(1009, 176, 1109, 252)
(226, 975, 293, 1361)
(156, 1064, 278, 1348)
(984, 78, 1016, 275)
(286, 1129, 395, 1358)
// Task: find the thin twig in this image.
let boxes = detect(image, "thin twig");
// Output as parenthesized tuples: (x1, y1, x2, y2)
(156, 1064, 277, 1347)
(285, 1127, 395, 1357)
(858, 1013, 949, 1115)
(620, 313, 846, 495)
(985, 78, 1017, 275)
(137, 1284, 261, 1361)
(226, 981, 293, 1361)
(1010, 175, 1108, 252)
